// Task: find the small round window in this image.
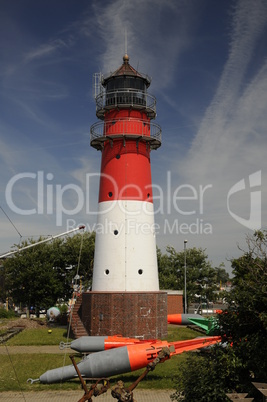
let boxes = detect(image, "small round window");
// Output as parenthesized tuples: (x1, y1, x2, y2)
(105, 269, 110, 275)
(114, 230, 119, 236)
(116, 154, 120, 159)
(138, 269, 143, 275)
(108, 192, 113, 198)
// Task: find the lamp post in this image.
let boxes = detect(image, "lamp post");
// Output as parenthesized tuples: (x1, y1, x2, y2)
(184, 240, 188, 313)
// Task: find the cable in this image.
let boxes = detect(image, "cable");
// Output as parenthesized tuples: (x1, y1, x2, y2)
(62, 229, 86, 372)
(1, 334, 27, 402)
(0, 206, 22, 245)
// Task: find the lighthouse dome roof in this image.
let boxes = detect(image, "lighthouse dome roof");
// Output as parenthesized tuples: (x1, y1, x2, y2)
(102, 54, 151, 87)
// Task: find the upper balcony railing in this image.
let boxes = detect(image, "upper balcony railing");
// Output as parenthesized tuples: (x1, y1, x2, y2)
(95, 89, 157, 119)
(90, 117, 161, 151)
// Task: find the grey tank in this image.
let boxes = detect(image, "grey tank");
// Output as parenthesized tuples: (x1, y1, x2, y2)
(39, 346, 131, 384)
(70, 336, 108, 352)
(180, 314, 203, 325)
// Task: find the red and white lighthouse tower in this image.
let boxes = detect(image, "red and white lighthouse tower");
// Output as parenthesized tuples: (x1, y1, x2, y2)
(91, 53, 161, 292)
(81, 54, 167, 339)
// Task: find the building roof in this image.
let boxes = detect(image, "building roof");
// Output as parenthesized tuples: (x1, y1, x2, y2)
(103, 54, 151, 86)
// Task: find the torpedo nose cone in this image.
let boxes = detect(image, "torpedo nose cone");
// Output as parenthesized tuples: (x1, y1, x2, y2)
(39, 365, 77, 384)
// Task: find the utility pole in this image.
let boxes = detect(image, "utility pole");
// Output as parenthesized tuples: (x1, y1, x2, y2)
(184, 239, 188, 313)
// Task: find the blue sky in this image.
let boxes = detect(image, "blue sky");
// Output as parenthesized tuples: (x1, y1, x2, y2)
(1, 0, 267, 273)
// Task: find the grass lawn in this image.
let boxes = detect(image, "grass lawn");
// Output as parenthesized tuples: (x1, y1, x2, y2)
(5, 326, 73, 346)
(0, 323, 198, 392)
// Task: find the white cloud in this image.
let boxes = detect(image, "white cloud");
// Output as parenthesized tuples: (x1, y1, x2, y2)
(159, 0, 267, 269)
(91, 0, 198, 89)
(24, 39, 70, 63)
(184, 0, 267, 182)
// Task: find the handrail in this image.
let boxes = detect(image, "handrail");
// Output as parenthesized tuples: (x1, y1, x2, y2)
(90, 117, 161, 145)
(95, 89, 156, 117)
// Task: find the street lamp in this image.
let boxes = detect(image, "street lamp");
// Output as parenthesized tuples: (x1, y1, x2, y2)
(184, 240, 188, 313)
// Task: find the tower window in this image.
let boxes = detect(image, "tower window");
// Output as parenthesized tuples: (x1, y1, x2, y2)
(105, 269, 110, 275)
(108, 192, 113, 197)
(138, 269, 143, 275)
(114, 230, 119, 236)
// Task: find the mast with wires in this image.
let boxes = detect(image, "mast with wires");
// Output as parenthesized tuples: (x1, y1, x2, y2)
(0, 226, 85, 259)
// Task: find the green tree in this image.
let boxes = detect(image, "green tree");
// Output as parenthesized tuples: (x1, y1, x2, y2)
(0, 260, 7, 303)
(157, 246, 176, 289)
(158, 246, 218, 310)
(3, 232, 95, 314)
(219, 231, 267, 381)
(171, 231, 267, 401)
(4, 240, 60, 314)
(215, 263, 230, 286)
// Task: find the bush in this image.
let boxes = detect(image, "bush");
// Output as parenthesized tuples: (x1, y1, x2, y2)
(0, 308, 16, 318)
(58, 304, 68, 314)
(171, 345, 247, 402)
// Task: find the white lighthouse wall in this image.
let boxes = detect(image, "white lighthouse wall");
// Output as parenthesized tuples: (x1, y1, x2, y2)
(92, 200, 159, 291)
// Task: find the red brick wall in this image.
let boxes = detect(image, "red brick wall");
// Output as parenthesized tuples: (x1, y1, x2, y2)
(167, 293, 183, 314)
(81, 291, 168, 339)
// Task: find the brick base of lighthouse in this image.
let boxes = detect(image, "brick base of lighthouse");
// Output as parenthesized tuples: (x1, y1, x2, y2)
(80, 291, 168, 340)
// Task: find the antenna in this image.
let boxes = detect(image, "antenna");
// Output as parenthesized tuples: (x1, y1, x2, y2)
(125, 28, 128, 55)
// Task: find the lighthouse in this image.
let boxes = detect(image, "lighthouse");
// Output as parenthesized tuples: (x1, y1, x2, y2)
(80, 54, 167, 339)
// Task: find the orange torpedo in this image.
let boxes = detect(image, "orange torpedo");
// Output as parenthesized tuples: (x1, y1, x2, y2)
(36, 336, 221, 384)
